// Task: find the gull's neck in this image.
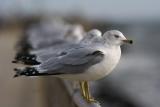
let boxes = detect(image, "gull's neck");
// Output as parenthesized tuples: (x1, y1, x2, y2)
(92, 42, 121, 56)
(103, 42, 120, 50)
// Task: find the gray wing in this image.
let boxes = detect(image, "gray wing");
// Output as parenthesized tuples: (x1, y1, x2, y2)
(37, 48, 104, 74)
(32, 43, 83, 62)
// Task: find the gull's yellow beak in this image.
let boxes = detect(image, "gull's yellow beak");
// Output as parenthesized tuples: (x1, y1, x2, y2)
(123, 39, 133, 44)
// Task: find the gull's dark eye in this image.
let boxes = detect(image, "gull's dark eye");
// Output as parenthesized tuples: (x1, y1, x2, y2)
(114, 35, 119, 38)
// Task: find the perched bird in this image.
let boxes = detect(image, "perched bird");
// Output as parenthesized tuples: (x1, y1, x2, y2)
(12, 21, 85, 65)
(12, 29, 102, 65)
(30, 29, 101, 55)
(14, 30, 132, 103)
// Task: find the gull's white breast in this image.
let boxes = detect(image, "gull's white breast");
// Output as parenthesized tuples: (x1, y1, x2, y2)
(58, 46, 121, 81)
(83, 46, 121, 81)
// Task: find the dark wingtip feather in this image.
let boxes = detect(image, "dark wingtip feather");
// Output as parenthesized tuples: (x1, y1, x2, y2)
(13, 53, 41, 65)
(13, 30, 33, 64)
(13, 68, 24, 78)
(12, 60, 18, 63)
(13, 67, 41, 77)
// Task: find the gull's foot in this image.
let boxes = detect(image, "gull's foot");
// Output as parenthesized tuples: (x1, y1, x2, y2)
(80, 95, 97, 103)
(87, 98, 98, 103)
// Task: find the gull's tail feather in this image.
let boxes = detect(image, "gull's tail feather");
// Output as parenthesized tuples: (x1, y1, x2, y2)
(12, 53, 41, 65)
(13, 67, 49, 77)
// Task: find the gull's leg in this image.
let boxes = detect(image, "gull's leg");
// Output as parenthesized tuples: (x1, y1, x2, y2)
(84, 81, 97, 103)
(79, 81, 86, 99)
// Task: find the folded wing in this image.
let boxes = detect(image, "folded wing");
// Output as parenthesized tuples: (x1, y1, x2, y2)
(14, 47, 104, 77)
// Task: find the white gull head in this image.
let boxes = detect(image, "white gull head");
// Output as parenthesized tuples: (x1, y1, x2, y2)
(103, 30, 133, 46)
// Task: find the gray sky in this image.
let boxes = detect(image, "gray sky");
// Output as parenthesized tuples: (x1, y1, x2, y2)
(0, 0, 160, 22)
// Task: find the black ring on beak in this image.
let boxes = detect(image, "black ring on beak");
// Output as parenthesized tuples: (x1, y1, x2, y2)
(123, 40, 133, 44)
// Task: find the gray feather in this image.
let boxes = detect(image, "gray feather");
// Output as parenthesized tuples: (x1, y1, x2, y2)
(32, 43, 83, 62)
(37, 47, 104, 74)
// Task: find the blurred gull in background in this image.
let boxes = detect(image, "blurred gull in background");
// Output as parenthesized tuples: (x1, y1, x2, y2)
(81, 29, 102, 45)
(27, 20, 85, 49)
(29, 29, 102, 63)
(13, 27, 102, 65)
(13, 20, 85, 65)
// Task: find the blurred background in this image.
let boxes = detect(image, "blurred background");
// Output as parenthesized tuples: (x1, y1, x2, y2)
(0, 0, 160, 107)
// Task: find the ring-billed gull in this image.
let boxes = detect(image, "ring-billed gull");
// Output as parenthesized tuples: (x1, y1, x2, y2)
(29, 29, 102, 63)
(12, 29, 102, 65)
(12, 23, 85, 65)
(14, 30, 132, 103)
